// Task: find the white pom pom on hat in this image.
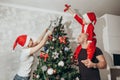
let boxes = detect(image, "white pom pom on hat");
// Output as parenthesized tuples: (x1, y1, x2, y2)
(82, 12, 97, 25)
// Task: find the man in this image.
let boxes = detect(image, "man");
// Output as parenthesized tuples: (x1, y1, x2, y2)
(73, 33, 107, 80)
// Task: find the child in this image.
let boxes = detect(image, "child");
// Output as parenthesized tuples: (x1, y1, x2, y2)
(64, 4, 97, 60)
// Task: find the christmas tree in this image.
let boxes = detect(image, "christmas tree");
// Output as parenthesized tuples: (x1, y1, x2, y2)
(33, 16, 80, 80)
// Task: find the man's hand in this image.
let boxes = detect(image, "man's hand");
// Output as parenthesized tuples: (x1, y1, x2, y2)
(81, 59, 96, 68)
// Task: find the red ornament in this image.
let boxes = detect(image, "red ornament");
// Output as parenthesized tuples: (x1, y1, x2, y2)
(48, 35, 53, 40)
(40, 52, 49, 61)
(59, 36, 66, 44)
(64, 4, 71, 12)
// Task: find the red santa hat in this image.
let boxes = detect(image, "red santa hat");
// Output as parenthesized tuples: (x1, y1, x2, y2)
(82, 12, 97, 25)
(13, 34, 31, 50)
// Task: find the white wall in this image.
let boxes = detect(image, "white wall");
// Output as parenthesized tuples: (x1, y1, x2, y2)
(102, 14, 120, 54)
(0, 4, 81, 80)
(95, 16, 111, 80)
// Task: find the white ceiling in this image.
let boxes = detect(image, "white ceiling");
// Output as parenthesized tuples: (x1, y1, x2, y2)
(0, 0, 120, 17)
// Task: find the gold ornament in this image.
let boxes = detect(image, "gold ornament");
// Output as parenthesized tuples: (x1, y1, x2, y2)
(53, 69, 57, 74)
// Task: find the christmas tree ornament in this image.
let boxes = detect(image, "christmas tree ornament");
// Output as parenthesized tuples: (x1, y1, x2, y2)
(51, 46, 54, 50)
(41, 65, 47, 72)
(70, 55, 73, 59)
(53, 69, 57, 74)
(56, 75, 60, 80)
(75, 77, 80, 80)
(61, 78, 65, 80)
(40, 52, 49, 61)
(36, 75, 40, 79)
(59, 36, 66, 44)
(54, 28, 57, 32)
(46, 50, 49, 54)
(64, 4, 71, 12)
(52, 37, 56, 41)
(52, 52, 59, 59)
(44, 46, 48, 52)
(58, 61, 64, 67)
(64, 47, 69, 51)
(70, 56, 74, 62)
(60, 50, 62, 53)
(48, 35, 53, 41)
(47, 68, 54, 75)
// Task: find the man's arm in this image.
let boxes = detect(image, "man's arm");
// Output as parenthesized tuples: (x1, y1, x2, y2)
(95, 55, 107, 69)
(81, 55, 107, 69)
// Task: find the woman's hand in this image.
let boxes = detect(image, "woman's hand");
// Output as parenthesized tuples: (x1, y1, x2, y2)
(45, 28, 49, 33)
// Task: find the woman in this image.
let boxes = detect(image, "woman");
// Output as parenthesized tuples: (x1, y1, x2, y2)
(13, 27, 54, 80)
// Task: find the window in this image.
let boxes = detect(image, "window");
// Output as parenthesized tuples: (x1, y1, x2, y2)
(113, 54, 120, 66)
